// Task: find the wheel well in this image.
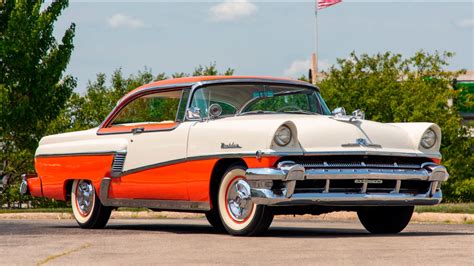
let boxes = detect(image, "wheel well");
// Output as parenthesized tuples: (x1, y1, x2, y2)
(209, 158, 247, 210)
(65, 180, 74, 201)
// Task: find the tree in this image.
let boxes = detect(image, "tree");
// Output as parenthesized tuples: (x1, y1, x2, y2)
(317, 51, 473, 202)
(48, 64, 235, 135)
(0, 0, 76, 206)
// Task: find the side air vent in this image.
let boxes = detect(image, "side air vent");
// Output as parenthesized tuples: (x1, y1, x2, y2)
(111, 152, 127, 177)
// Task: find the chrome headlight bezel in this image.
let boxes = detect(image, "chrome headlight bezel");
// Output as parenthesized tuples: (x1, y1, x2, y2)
(274, 125, 292, 147)
(420, 128, 437, 149)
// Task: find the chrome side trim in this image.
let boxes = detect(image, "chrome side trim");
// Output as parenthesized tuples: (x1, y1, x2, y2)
(35, 151, 117, 158)
(99, 177, 211, 212)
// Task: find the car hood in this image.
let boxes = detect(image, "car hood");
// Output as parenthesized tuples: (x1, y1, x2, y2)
(188, 114, 441, 159)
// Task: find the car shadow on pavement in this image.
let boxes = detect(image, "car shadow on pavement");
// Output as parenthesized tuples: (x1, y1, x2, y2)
(265, 226, 473, 238)
(53, 222, 473, 238)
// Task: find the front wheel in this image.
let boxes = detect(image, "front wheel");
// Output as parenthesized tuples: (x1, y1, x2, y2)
(357, 206, 414, 234)
(71, 179, 112, 229)
(217, 165, 273, 236)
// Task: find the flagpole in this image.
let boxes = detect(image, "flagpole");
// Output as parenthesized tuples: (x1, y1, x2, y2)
(312, 3, 319, 84)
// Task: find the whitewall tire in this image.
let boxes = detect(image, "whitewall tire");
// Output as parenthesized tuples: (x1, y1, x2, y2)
(217, 165, 273, 236)
(71, 179, 112, 229)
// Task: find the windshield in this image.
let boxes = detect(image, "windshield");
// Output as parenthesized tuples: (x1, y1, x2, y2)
(189, 84, 331, 118)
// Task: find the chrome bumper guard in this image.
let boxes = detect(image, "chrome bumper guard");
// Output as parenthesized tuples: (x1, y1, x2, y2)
(245, 162, 449, 206)
(19, 174, 29, 196)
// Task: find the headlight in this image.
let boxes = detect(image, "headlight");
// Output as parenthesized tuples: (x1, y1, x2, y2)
(420, 129, 437, 149)
(274, 125, 292, 146)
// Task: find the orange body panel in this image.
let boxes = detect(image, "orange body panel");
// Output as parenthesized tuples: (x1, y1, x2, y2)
(35, 155, 115, 200)
(243, 157, 280, 168)
(33, 154, 279, 203)
(27, 176, 43, 197)
(109, 159, 218, 201)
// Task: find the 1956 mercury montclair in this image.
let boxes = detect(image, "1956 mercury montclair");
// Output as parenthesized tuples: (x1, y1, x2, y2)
(21, 76, 449, 236)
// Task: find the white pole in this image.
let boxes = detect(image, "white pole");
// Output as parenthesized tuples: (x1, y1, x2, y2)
(312, 5, 319, 84)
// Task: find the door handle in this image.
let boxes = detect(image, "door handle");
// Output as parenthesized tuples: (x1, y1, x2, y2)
(132, 127, 144, 134)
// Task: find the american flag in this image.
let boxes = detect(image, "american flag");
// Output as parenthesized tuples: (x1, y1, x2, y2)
(317, 0, 342, 10)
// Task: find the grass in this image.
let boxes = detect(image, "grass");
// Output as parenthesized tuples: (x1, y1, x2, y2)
(0, 208, 71, 213)
(36, 243, 91, 266)
(415, 203, 474, 214)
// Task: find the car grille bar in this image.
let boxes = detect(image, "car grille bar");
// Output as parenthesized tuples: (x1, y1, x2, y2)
(111, 152, 127, 175)
(296, 161, 422, 169)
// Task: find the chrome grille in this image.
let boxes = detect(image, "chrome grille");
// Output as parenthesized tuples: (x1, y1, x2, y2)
(297, 161, 422, 169)
(112, 153, 126, 173)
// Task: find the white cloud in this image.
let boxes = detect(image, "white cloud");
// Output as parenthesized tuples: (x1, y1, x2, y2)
(455, 18, 474, 28)
(209, 0, 258, 22)
(284, 58, 331, 78)
(107, 13, 146, 29)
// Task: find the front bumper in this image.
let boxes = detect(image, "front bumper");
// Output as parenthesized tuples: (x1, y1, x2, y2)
(246, 162, 449, 206)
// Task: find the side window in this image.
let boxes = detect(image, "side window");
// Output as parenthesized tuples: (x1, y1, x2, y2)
(190, 87, 238, 118)
(176, 89, 190, 122)
(110, 90, 182, 126)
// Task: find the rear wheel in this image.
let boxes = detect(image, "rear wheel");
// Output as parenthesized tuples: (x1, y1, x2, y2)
(217, 165, 273, 236)
(71, 179, 112, 229)
(357, 206, 414, 234)
(205, 209, 225, 231)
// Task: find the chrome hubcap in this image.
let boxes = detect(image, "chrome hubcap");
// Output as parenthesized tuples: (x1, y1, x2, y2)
(76, 180, 94, 215)
(227, 179, 253, 221)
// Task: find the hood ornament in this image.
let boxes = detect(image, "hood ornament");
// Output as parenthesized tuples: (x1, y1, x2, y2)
(342, 138, 382, 148)
(331, 107, 365, 122)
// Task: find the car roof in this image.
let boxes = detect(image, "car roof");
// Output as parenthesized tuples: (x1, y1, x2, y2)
(123, 75, 310, 100)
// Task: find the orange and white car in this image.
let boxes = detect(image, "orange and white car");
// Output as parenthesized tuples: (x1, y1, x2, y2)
(21, 76, 449, 236)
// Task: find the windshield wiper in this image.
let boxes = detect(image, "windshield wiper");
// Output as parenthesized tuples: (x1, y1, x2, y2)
(279, 110, 317, 115)
(238, 110, 278, 116)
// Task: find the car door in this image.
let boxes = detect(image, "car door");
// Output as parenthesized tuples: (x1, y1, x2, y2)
(98, 88, 193, 200)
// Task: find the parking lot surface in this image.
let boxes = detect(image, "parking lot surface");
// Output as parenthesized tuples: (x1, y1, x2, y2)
(1, 218, 473, 265)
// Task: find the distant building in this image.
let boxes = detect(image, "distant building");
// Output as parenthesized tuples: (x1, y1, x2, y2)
(453, 71, 474, 140)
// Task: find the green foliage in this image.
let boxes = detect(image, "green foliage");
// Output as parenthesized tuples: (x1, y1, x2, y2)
(0, 0, 76, 207)
(454, 82, 474, 112)
(318, 51, 473, 202)
(48, 64, 234, 135)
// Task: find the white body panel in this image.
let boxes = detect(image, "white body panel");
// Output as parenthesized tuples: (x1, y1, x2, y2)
(123, 123, 194, 170)
(35, 114, 442, 170)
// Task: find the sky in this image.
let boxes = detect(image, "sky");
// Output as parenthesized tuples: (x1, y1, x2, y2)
(50, 0, 474, 93)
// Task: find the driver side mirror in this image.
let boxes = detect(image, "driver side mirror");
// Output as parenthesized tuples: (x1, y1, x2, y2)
(331, 107, 346, 117)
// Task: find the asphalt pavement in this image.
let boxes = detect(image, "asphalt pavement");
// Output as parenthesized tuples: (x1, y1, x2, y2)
(0, 218, 473, 265)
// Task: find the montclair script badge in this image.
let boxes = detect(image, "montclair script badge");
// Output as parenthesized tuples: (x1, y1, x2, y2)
(354, 179, 383, 184)
(221, 142, 242, 149)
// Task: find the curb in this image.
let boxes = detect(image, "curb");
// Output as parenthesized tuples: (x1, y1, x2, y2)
(0, 211, 473, 224)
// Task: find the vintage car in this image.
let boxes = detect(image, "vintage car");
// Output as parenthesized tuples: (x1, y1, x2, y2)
(21, 76, 449, 236)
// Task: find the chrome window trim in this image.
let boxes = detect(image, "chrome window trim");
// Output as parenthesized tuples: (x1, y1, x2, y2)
(98, 84, 194, 131)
